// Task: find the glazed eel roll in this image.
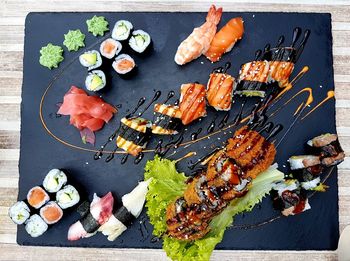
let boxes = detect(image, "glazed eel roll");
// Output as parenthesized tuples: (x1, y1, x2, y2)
(116, 117, 152, 156)
(152, 104, 183, 135)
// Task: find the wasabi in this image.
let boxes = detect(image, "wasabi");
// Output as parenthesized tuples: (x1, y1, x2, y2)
(63, 29, 85, 51)
(39, 43, 64, 69)
(86, 15, 109, 37)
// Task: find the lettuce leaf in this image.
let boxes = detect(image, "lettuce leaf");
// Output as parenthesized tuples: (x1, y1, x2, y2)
(144, 156, 284, 261)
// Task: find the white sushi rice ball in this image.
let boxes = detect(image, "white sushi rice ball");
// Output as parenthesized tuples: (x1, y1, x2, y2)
(112, 20, 133, 41)
(43, 169, 67, 193)
(56, 185, 80, 209)
(289, 155, 321, 170)
(100, 38, 122, 59)
(301, 177, 321, 190)
(9, 201, 30, 225)
(85, 70, 106, 92)
(79, 50, 102, 70)
(25, 214, 48, 237)
(112, 54, 135, 75)
(129, 30, 151, 53)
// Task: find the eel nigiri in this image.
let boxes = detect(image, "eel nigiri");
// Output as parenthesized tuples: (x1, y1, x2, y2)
(174, 5, 222, 65)
(67, 192, 114, 241)
(98, 179, 151, 241)
(205, 17, 244, 62)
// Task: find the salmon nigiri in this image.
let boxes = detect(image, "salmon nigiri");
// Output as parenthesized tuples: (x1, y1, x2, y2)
(174, 5, 222, 65)
(205, 17, 244, 62)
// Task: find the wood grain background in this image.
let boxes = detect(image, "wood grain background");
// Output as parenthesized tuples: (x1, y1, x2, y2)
(0, 0, 349, 260)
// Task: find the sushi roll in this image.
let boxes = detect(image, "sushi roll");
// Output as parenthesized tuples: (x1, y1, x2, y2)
(25, 214, 48, 237)
(289, 155, 321, 170)
(206, 72, 234, 111)
(100, 38, 122, 59)
(112, 54, 136, 75)
(98, 179, 151, 241)
(56, 185, 80, 209)
(129, 30, 151, 54)
(8, 201, 31, 225)
(42, 169, 67, 193)
(67, 192, 114, 241)
(152, 104, 183, 135)
(27, 186, 50, 209)
(85, 70, 106, 92)
(112, 20, 133, 41)
(307, 133, 345, 166)
(292, 164, 326, 191)
(40, 201, 63, 225)
(79, 50, 102, 70)
(116, 117, 152, 156)
(179, 83, 207, 125)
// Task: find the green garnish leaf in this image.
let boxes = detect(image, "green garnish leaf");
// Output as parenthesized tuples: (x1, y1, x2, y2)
(144, 156, 284, 261)
(39, 43, 64, 69)
(86, 15, 109, 37)
(63, 29, 85, 51)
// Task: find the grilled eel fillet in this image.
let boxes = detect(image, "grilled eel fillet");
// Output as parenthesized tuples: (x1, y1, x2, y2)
(166, 126, 276, 241)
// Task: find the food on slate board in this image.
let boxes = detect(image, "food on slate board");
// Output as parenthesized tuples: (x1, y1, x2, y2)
(63, 29, 86, 51)
(179, 83, 207, 125)
(129, 30, 151, 53)
(205, 17, 244, 62)
(116, 117, 152, 156)
(174, 5, 222, 65)
(57, 86, 117, 132)
(27, 186, 50, 209)
(25, 214, 49, 238)
(79, 50, 102, 70)
(99, 179, 151, 241)
(39, 201, 64, 225)
(206, 70, 235, 111)
(86, 15, 109, 37)
(100, 38, 122, 59)
(68, 192, 114, 241)
(112, 20, 133, 41)
(56, 185, 81, 209)
(39, 43, 64, 69)
(42, 168, 68, 193)
(85, 70, 106, 92)
(8, 201, 31, 225)
(112, 54, 136, 75)
(152, 104, 183, 135)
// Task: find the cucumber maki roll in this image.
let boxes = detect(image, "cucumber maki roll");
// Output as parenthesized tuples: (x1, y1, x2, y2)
(116, 117, 152, 156)
(152, 104, 183, 135)
(56, 185, 80, 209)
(42, 168, 67, 193)
(85, 70, 106, 92)
(25, 214, 48, 237)
(9, 201, 31, 225)
(79, 50, 102, 70)
(129, 30, 151, 54)
(112, 20, 133, 41)
(112, 54, 136, 75)
(100, 38, 122, 59)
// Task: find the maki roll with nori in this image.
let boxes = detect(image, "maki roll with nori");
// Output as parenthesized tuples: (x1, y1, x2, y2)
(112, 20, 133, 41)
(116, 117, 152, 156)
(112, 54, 136, 76)
(307, 133, 345, 166)
(67, 192, 114, 241)
(289, 155, 321, 170)
(100, 38, 122, 59)
(40, 201, 63, 225)
(85, 70, 106, 92)
(129, 30, 151, 54)
(56, 185, 80, 209)
(25, 214, 48, 237)
(99, 179, 151, 241)
(8, 201, 31, 225)
(42, 169, 67, 193)
(79, 50, 102, 70)
(291, 164, 325, 191)
(27, 186, 50, 209)
(152, 104, 183, 135)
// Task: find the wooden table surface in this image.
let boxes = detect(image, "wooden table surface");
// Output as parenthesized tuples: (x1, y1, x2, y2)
(1, 0, 349, 260)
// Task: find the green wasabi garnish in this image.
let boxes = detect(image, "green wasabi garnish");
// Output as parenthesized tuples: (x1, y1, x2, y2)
(39, 43, 64, 69)
(86, 15, 109, 37)
(63, 29, 85, 51)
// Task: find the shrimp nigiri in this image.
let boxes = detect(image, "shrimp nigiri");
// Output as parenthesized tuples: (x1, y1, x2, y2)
(174, 5, 222, 65)
(205, 17, 244, 62)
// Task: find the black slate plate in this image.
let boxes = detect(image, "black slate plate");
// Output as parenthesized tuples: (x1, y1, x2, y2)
(18, 11, 338, 250)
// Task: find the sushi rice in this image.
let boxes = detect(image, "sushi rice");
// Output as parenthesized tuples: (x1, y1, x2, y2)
(85, 70, 106, 92)
(301, 177, 321, 190)
(100, 38, 122, 59)
(79, 50, 102, 70)
(289, 155, 321, 170)
(25, 214, 48, 237)
(112, 20, 133, 41)
(8, 201, 31, 225)
(56, 185, 80, 209)
(42, 168, 67, 193)
(112, 54, 135, 75)
(129, 30, 151, 53)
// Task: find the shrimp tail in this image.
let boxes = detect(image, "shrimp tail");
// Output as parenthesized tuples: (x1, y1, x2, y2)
(206, 5, 223, 25)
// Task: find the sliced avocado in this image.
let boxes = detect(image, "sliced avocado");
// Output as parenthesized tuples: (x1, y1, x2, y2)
(90, 74, 103, 90)
(82, 53, 97, 65)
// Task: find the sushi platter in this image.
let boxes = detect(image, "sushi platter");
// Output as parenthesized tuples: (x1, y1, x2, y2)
(14, 8, 344, 259)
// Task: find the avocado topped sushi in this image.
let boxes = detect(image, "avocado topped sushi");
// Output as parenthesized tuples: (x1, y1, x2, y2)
(112, 20, 133, 41)
(79, 50, 102, 70)
(129, 30, 151, 54)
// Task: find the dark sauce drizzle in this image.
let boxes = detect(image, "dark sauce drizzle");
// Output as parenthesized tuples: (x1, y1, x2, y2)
(157, 131, 185, 157)
(266, 124, 283, 141)
(137, 91, 161, 117)
(191, 128, 202, 141)
(207, 114, 218, 134)
(187, 147, 222, 170)
(218, 112, 230, 129)
(164, 90, 175, 104)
